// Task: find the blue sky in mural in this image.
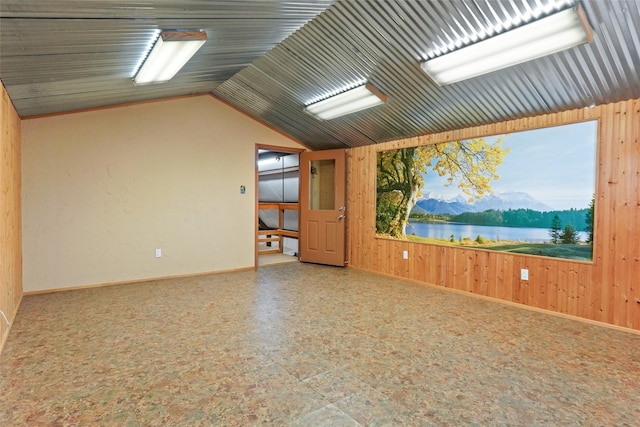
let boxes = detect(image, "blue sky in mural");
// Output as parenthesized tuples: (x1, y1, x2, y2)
(421, 120, 598, 210)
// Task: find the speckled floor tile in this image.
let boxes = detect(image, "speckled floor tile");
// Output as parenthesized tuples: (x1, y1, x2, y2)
(335, 387, 430, 427)
(2, 263, 640, 426)
(290, 403, 361, 426)
(303, 368, 370, 403)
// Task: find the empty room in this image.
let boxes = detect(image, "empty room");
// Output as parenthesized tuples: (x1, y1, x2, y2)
(1, 0, 639, 425)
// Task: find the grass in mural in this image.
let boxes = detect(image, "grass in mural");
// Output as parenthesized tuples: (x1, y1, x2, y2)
(404, 234, 592, 261)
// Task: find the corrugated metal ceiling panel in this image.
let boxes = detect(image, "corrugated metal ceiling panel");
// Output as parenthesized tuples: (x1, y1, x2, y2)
(0, 0, 335, 116)
(214, 0, 640, 149)
(1, 0, 639, 149)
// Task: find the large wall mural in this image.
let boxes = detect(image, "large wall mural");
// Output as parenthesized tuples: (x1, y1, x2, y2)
(376, 120, 598, 261)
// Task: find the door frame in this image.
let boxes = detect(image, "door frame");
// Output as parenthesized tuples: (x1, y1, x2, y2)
(255, 144, 305, 269)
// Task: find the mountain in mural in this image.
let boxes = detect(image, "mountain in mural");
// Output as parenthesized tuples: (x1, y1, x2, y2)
(413, 191, 552, 215)
(413, 195, 470, 215)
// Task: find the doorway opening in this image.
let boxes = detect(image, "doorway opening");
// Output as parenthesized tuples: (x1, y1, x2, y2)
(256, 145, 302, 267)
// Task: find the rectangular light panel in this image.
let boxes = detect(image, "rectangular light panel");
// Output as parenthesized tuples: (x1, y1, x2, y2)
(304, 83, 387, 120)
(421, 5, 592, 86)
(134, 31, 207, 85)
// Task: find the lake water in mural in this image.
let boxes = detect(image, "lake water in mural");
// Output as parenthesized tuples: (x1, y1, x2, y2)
(406, 221, 589, 243)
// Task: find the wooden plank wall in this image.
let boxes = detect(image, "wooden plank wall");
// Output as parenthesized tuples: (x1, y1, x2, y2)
(347, 98, 640, 331)
(0, 80, 23, 353)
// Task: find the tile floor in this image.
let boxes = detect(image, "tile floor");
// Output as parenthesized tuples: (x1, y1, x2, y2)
(1, 263, 639, 426)
(258, 253, 299, 267)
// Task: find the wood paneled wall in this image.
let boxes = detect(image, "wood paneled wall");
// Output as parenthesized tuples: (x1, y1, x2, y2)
(347, 99, 640, 331)
(0, 80, 23, 353)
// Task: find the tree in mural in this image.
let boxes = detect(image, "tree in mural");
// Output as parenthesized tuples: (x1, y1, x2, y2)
(549, 214, 562, 244)
(376, 138, 510, 238)
(560, 223, 579, 244)
(584, 194, 595, 244)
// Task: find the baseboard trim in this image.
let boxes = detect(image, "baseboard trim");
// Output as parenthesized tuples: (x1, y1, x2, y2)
(0, 293, 23, 356)
(0, 327, 9, 356)
(348, 266, 640, 337)
(23, 266, 255, 296)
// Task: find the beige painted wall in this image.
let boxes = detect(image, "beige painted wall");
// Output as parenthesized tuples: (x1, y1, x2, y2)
(22, 95, 305, 292)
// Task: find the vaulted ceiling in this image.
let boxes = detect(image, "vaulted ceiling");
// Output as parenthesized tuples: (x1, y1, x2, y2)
(1, 0, 639, 150)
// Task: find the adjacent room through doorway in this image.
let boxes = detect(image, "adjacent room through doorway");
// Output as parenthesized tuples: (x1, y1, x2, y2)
(257, 147, 301, 267)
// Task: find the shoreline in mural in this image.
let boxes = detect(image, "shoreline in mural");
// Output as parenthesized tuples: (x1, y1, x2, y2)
(376, 121, 597, 261)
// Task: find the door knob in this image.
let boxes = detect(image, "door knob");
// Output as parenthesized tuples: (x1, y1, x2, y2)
(338, 206, 346, 211)
(338, 214, 345, 220)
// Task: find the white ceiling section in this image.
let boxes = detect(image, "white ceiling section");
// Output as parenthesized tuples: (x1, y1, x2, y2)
(1, 0, 639, 151)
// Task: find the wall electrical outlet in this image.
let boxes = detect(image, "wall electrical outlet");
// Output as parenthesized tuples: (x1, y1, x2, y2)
(521, 268, 529, 280)
(155, 248, 162, 258)
(403, 250, 409, 260)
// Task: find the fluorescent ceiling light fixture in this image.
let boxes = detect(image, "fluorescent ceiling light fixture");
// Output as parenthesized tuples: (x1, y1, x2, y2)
(134, 31, 207, 84)
(421, 5, 592, 86)
(304, 83, 387, 120)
